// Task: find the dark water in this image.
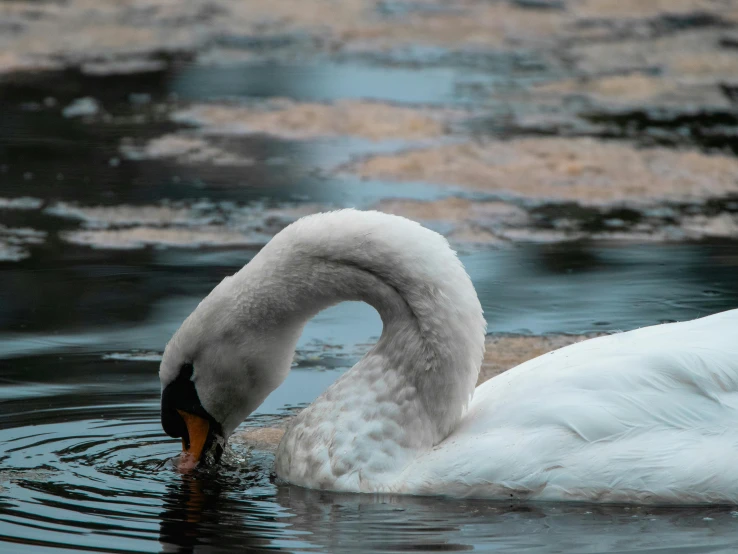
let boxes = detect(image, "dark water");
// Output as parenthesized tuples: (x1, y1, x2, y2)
(2, 58, 738, 553)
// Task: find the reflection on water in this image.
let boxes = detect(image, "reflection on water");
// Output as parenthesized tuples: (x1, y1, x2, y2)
(3, 394, 738, 553)
(1, 242, 737, 361)
(1, 236, 738, 552)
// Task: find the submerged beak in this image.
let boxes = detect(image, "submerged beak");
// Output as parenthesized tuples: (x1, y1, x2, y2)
(177, 409, 210, 462)
(161, 364, 224, 468)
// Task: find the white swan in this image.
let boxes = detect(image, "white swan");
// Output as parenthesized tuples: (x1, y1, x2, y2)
(159, 209, 738, 504)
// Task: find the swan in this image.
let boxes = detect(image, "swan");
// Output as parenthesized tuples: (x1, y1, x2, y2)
(159, 209, 738, 504)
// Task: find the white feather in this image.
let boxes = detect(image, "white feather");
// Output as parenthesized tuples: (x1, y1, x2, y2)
(160, 210, 738, 504)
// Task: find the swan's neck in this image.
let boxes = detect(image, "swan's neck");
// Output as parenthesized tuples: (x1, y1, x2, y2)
(228, 211, 486, 489)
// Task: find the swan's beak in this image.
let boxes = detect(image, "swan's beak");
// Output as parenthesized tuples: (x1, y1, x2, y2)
(177, 409, 210, 462)
(160, 364, 223, 466)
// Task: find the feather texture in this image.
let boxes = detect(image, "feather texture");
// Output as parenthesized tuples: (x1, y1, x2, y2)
(161, 210, 738, 503)
(399, 309, 738, 503)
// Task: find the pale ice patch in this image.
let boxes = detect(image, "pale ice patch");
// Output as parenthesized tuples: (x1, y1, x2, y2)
(681, 213, 738, 239)
(61, 226, 265, 250)
(0, 197, 43, 210)
(373, 196, 738, 246)
(81, 58, 166, 76)
(62, 97, 101, 118)
(351, 138, 738, 206)
(171, 99, 454, 141)
(102, 351, 163, 362)
(45, 202, 215, 229)
(120, 134, 255, 166)
(51, 200, 324, 250)
(0, 225, 46, 261)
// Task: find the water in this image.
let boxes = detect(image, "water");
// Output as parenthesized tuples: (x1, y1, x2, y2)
(4, 391, 738, 553)
(1, 239, 737, 553)
(2, 57, 738, 553)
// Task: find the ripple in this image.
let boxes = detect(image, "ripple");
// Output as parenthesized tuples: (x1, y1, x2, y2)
(4, 375, 738, 553)
(0, 405, 290, 553)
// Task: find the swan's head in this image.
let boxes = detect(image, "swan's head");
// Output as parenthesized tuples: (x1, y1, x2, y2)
(158, 274, 299, 465)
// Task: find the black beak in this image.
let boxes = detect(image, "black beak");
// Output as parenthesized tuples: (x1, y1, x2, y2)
(161, 363, 224, 464)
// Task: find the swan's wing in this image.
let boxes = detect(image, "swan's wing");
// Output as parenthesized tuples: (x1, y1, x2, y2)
(398, 309, 738, 502)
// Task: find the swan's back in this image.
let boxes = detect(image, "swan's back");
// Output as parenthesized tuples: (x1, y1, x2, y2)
(400, 309, 738, 504)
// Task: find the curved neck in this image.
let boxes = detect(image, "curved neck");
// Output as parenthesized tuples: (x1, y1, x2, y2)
(232, 211, 486, 443)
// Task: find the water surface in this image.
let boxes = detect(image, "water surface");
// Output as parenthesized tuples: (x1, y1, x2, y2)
(2, 57, 738, 554)
(2, 240, 738, 553)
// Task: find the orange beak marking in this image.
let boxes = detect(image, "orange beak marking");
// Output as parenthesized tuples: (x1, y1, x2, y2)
(177, 409, 210, 464)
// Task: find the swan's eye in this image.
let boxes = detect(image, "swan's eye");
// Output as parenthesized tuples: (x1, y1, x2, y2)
(180, 363, 194, 379)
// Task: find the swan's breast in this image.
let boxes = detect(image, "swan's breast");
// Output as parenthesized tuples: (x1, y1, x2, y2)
(275, 354, 437, 491)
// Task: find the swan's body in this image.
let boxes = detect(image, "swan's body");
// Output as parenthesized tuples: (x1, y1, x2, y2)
(398, 310, 738, 503)
(160, 210, 738, 504)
